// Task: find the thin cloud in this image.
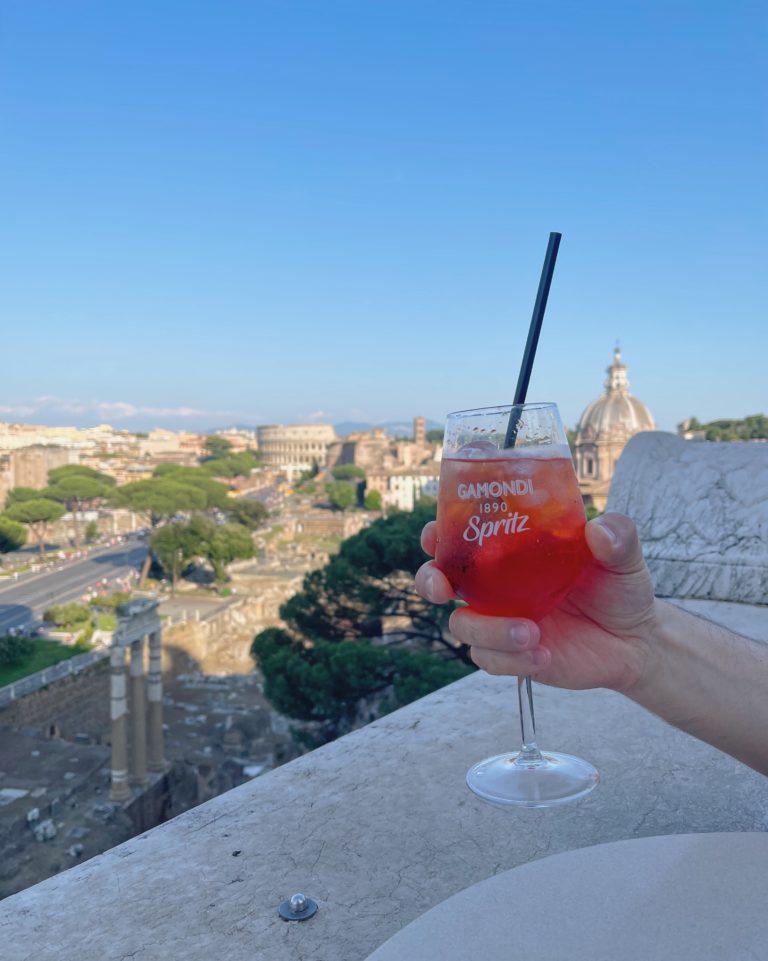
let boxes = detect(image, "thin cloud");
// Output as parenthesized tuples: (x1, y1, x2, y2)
(0, 403, 36, 417)
(0, 397, 235, 424)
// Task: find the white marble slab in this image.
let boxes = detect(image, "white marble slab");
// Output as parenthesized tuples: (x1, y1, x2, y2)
(366, 833, 768, 961)
(607, 432, 768, 604)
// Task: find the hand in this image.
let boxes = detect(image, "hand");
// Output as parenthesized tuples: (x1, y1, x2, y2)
(415, 512, 658, 693)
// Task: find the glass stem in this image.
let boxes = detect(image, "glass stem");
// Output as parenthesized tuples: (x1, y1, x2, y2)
(517, 675, 543, 762)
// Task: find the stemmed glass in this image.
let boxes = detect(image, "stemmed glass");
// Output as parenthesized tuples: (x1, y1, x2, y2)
(435, 402, 599, 807)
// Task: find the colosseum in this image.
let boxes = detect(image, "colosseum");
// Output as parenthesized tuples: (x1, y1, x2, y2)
(256, 423, 338, 478)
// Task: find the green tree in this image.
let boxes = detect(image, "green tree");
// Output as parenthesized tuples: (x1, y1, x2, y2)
(5, 499, 65, 554)
(280, 501, 462, 657)
(251, 502, 474, 742)
(251, 629, 470, 740)
(4, 487, 41, 507)
(112, 478, 208, 584)
(150, 522, 200, 592)
(150, 515, 254, 588)
(48, 465, 117, 487)
(364, 489, 383, 511)
(84, 520, 100, 543)
(425, 428, 444, 444)
(325, 481, 357, 511)
(331, 464, 366, 481)
(203, 436, 233, 460)
(151, 465, 231, 509)
(686, 414, 768, 442)
(208, 522, 254, 582)
(0, 515, 27, 553)
(201, 450, 262, 478)
(227, 498, 268, 529)
(113, 478, 207, 524)
(45, 467, 114, 547)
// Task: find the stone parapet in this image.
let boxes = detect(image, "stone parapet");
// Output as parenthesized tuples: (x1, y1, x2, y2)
(607, 432, 768, 603)
(3, 596, 766, 961)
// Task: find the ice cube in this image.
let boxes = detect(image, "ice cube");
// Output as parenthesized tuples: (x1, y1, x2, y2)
(457, 440, 498, 459)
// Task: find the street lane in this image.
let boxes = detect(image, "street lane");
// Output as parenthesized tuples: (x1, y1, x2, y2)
(0, 540, 148, 633)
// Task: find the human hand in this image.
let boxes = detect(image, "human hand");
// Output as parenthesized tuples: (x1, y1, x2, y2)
(415, 512, 658, 693)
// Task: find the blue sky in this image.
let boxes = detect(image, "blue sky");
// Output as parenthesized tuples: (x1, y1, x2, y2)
(0, 1, 765, 432)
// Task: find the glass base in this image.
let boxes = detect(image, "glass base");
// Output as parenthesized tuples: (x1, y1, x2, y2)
(467, 750, 599, 809)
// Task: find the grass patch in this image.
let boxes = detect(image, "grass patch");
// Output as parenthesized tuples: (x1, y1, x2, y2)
(0, 639, 93, 688)
(95, 612, 117, 631)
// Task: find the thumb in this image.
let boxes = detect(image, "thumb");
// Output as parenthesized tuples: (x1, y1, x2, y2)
(585, 512, 647, 575)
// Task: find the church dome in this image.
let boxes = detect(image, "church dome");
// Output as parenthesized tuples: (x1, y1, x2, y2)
(576, 348, 655, 442)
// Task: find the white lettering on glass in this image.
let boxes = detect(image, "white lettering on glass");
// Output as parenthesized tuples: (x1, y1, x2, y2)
(462, 513, 530, 546)
(457, 479, 533, 500)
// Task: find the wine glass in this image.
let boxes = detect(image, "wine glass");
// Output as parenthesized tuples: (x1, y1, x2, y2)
(435, 402, 599, 807)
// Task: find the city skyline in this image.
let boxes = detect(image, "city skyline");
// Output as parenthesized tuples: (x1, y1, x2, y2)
(1, 3, 765, 433)
(0, 337, 760, 434)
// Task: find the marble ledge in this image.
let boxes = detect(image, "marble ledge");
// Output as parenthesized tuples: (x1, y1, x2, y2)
(3, 597, 768, 961)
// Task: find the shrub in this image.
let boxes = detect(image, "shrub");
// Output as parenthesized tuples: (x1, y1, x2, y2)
(0, 515, 27, 552)
(325, 481, 357, 511)
(0, 635, 34, 666)
(95, 612, 117, 631)
(331, 464, 365, 481)
(89, 591, 131, 611)
(43, 603, 91, 629)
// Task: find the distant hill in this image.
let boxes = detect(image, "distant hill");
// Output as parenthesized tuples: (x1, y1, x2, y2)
(334, 419, 443, 439)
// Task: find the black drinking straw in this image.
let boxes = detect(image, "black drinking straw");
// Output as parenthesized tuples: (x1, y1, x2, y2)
(504, 231, 562, 448)
(505, 231, 562, 760)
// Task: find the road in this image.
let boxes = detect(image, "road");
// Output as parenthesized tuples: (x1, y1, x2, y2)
(0, 539, 148, 634)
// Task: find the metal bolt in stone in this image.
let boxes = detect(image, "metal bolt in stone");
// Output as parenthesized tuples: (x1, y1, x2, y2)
(278, 892, 318, 921)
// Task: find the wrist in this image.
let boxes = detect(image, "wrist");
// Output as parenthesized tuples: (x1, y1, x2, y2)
(622, 598, 675, 704)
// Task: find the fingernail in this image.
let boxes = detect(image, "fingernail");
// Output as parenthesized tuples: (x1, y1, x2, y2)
(530, 648, 549, 668)
(510, 624, 532, 648)
(594, 517, 617, 544)
(423, 570, 436, 598)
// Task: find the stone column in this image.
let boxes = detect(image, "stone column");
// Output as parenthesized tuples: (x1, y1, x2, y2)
(109, 644, 131, 802)
(129, 638, 148, 787)
(147, 630, 165, 772)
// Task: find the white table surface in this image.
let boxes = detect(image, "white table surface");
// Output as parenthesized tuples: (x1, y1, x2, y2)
(366, 833, 768, 961)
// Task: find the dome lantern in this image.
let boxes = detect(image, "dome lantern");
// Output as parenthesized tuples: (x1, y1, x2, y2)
(574, 348, 655, 510)
(605, 347, 629, 395)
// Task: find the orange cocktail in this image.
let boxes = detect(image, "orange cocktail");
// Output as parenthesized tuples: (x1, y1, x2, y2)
(436, 404, 599, 808)
(436, 449, 588, 620)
